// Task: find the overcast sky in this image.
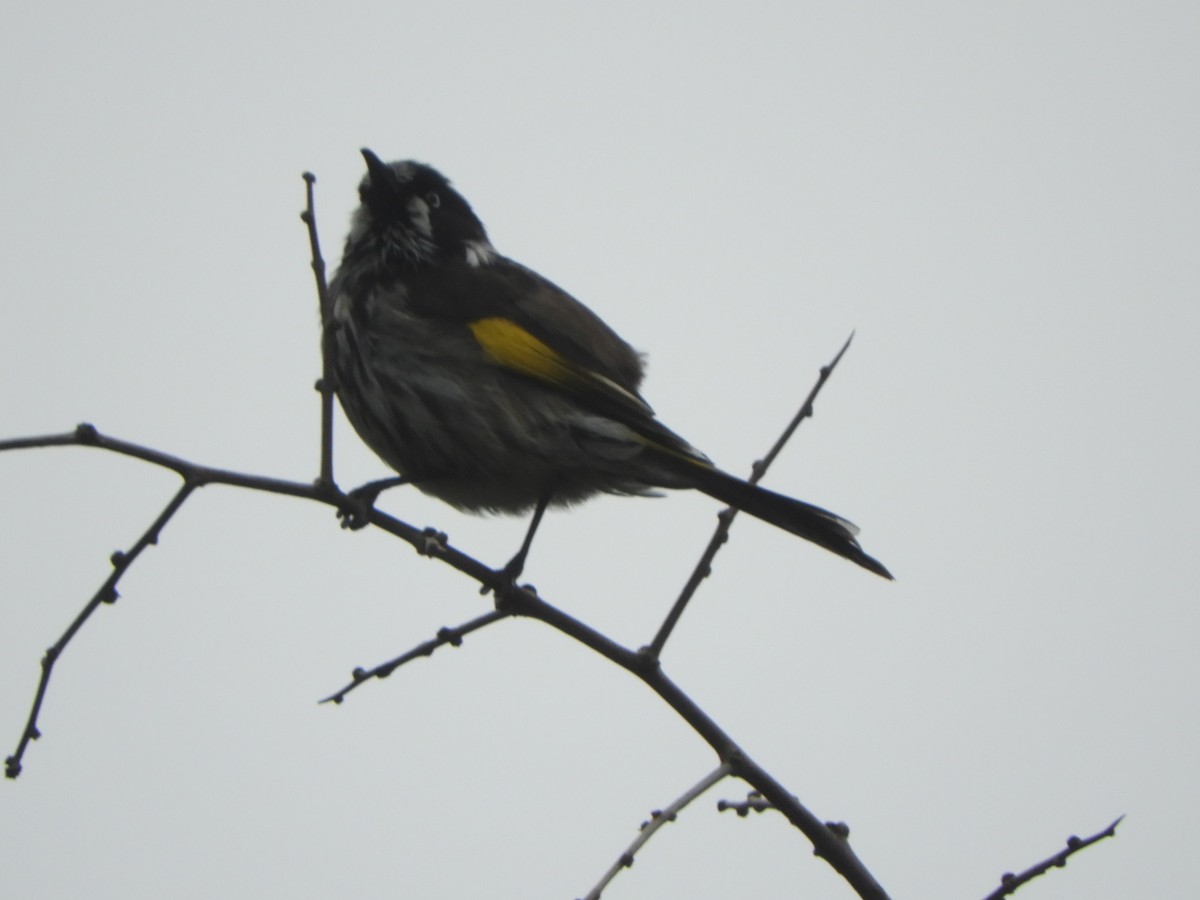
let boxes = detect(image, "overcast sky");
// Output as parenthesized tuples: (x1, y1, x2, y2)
(2, 2, 1197, 898)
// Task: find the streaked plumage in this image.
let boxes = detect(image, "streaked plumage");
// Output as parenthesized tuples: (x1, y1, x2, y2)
(326, 150, 891, 579)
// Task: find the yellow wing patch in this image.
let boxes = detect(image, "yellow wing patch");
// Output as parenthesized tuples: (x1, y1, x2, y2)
(468, 317, 576, 384)
(467, 317, 652, 415)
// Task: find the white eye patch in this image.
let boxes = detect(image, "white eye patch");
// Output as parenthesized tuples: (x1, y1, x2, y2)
(406, 196, 433, 237)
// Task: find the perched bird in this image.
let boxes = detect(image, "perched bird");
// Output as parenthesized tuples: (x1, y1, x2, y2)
(325, 149, 891, 580)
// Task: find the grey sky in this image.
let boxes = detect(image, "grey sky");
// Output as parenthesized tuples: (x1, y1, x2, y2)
(2, 2, 1197, 897)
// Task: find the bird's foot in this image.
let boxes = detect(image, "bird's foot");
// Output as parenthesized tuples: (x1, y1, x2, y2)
(338, 476, 408, 530)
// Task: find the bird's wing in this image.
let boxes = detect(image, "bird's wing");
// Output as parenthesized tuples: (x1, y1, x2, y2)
(402, 259, 643, 389)
(399, 258, 712, 465)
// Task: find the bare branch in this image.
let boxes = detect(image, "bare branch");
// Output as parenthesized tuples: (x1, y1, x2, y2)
(320, 563, 892, 898)
(579, 763, 733, 900)
(3, 171, 1112, 900)
(645, 332, 857, 659)
(980, 816, 1125, 900)
(5, 468, 196, 778)
(320, 609, 511, 704)
(0, 424, 505, 777)
(300, 171, 337, 491)
(493, 587, 893, 900)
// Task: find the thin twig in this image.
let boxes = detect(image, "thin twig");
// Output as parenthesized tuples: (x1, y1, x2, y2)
(646, 332, 856, 658)
(980, 816, 1125, 900)
(1, 425, 337, 503)
(4, 467, 196, 779)
(300, 171, 337, 491)
(493, 587, 891, 900)
(717, 790, 774, 817)
(579, 763, 733, 900)
(4, 175, 899, 898)
(319, 558, 891, 898)
(0, 424, 569, 777)
(4, 431, 891, 897)
(320, 609, 511, 704)
(0, 423, 445, 777)
(1, 418, 889, 899)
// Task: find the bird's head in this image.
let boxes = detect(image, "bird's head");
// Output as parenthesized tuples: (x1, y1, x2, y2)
(346, 149, 492, 268)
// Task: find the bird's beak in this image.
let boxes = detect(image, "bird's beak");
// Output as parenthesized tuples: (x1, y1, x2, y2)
(360, 148, 393, 187)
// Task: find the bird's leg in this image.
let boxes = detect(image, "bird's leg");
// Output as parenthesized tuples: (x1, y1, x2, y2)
(495, 490, 552, 589)
(339, 476, 411, 530)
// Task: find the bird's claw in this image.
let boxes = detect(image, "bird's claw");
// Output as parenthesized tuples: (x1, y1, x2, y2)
(337, 477, 410, 530)
(338, 486, 381, 530)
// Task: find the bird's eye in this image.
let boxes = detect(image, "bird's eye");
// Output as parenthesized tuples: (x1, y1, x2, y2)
(425, 191, 441, 208)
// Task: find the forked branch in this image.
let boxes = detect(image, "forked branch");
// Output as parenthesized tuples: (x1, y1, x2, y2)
(0, 169, 1121, 900)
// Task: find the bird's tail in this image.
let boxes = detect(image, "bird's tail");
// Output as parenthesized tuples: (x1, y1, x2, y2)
(680, 463, 893, 580)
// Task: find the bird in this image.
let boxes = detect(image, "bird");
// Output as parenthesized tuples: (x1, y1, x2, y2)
(324, 149, 891, 581)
